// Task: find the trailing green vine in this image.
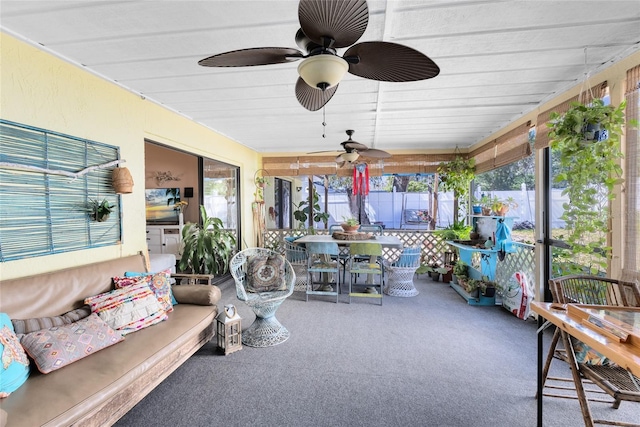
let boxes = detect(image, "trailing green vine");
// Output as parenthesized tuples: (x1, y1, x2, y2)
(438, 155, 476, 225)
(548, 99, 627, 273)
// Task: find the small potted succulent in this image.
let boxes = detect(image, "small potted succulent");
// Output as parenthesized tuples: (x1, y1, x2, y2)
(340, 216, 360, 233)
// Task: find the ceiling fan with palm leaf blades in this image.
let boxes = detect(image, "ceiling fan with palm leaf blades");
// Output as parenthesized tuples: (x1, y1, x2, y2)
(198, 0, 440, 111)
(309, 130, 391, 165)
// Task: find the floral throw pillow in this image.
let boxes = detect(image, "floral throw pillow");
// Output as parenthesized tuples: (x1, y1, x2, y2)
(19, 313, 123, 374)
(117, 270, 174, 312)
(245, 254, 286, 293)
(0, 313, 30, 397)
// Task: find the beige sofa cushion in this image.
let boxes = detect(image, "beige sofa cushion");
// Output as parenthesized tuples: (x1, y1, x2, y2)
(0, 254, 147, 319)
(1, 304, 215, 427)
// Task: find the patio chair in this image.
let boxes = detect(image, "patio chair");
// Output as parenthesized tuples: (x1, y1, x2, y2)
(329, 224, 344, 234)
(348, 242, 384, 305)
(352, 224, 385, 273)
(541, 275, 640, 420)
(305, 242, 341, 303)
(230, 248, 295, 347)
(358, 224, 384, 235)
(284, 239, 308, 292)
(384, 245, 422, 297)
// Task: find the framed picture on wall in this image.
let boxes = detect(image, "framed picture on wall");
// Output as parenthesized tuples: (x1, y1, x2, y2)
(145, 188, 180, 225)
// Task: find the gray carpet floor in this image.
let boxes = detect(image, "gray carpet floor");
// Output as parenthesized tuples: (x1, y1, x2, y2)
(116, 276, 640, 427)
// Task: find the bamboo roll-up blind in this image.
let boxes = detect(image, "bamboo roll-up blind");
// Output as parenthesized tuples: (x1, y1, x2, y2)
(262, 156, 299, 176)
(263, 153, 460, 177)
(622, 65, 640, 284)
(471, 122, 532, 174)
(381, 153, 456, 174)
(0, 120, 121, 261)
(297, 156, 338, 175)
(534, 81, 608, 150)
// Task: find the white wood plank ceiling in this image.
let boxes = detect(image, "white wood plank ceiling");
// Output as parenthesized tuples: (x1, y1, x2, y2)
(2, 0, 639, 156)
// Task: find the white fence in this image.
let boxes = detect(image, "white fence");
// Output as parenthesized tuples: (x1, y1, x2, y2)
(301, 187, 568, 230)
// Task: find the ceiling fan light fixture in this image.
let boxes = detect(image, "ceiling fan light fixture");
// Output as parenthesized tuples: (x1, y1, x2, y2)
(340, 151, 359, 163)
(297, 55, 348, 91)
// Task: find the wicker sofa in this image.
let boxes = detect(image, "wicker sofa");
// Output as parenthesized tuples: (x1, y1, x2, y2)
(0, 253, 220, 427)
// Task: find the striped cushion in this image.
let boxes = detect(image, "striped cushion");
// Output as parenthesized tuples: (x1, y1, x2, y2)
(11, 306, 92, 335)
(84, 281, 167, 335)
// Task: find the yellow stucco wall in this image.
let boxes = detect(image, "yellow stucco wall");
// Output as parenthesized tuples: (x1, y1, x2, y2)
(0, 32, 261, 280)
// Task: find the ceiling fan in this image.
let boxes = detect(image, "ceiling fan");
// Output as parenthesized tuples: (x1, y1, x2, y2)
(309, 130, 391, 164)
(198, 0, 440, 111)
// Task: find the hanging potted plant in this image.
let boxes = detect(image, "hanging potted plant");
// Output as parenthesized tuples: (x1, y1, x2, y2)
(255, 176, 269, 188)
(437, 155, 475, 225)
(89, 198, 115, 222)
(548, 98, 629, 273)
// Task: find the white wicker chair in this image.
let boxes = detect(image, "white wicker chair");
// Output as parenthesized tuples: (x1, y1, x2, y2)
(230, 248, 295, 347)
(384, 246, 422, 297)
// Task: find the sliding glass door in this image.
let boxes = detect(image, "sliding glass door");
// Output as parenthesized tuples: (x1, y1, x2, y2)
(202, 158, 239, 237)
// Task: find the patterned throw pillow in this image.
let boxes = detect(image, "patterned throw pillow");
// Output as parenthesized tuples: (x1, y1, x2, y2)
(0, 313, 30, 397)
(85, 281, 167, 335)
(11, 306, 92, 335)
(572, 337, 616, 366)
(246, 254, 286, 292)
(19, 313, 124, 374)
(118, 270, 175, 312)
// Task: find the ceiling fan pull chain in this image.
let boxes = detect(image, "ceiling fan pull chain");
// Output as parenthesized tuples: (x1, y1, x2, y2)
(322, 106, 326, 138)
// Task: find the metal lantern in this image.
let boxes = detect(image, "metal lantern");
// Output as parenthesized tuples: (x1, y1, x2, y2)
(216, 304, 242, 355)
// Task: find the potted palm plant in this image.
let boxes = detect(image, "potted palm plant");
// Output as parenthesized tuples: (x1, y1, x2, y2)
(179, 205, 237, 276)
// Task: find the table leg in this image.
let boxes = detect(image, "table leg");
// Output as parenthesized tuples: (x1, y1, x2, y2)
(320, 254, 335, 291)
(537, 315, 544, 427)
(364, 255, 378, 293)
(559, 330, 594, 427)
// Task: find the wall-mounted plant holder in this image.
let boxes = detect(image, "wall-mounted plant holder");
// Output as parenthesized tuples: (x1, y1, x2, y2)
(90, 198, 115, 222)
